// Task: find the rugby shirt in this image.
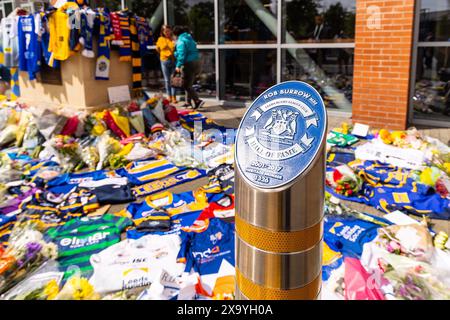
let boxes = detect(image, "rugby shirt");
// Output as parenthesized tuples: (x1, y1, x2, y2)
(116, 158, 182, 186)
(46, 214, 132, 281)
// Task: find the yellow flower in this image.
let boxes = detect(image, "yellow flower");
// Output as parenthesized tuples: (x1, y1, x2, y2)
(443, 163, 450, 175)
(379, 129, 393, 144)
(69, 277, 100, 300)
(44, 280, 60, 300)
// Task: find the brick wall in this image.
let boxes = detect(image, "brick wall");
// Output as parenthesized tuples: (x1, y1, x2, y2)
(352, 0, 416, 130)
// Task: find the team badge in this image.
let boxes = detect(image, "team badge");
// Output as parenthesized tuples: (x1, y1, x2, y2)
(236, 81, 327, 189)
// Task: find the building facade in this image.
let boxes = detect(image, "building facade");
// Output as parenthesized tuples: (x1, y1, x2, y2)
(6, 0, 450, 129)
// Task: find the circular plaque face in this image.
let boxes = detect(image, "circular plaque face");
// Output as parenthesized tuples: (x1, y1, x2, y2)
(235, 81, 327, 189)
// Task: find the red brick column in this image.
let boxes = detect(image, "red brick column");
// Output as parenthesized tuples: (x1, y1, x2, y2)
(352, 0, 416, 130)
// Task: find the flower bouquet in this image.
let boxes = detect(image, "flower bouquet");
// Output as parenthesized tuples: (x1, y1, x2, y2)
(54, 276, 100, 300)
(326, 165, 363, 197)
(382, 262, 450, 300)
(49, 135, 83, 172)
(0, 260, 63, 300)
(0, 221, 58, 294)
(96, 132, 122, 170)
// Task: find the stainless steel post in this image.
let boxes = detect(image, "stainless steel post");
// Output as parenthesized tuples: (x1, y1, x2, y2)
(234, 81, 327, 300)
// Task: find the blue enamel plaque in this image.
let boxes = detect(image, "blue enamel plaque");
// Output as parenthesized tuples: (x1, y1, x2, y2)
(235, 81, 327, 189)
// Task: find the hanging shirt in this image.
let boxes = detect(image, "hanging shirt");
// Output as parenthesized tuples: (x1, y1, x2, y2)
(40, 12, 59, 68)
(1, 17, 19, 67)
(48, 2, 79, 61)
(46, 214, 132, 281)
(89, 234, 184, 294)
(177, 218, 235, 298)
(79, 7, 96, 58)
(136, 16, 152, 56)
(18, 14, 41, 80)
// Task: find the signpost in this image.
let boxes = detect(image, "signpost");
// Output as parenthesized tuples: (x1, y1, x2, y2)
(234, 81, 327, 300)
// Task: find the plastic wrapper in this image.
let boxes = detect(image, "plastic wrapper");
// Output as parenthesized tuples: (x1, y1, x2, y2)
(0, 221, 58, 295)
(0, 125, 18, 147)
(15, 110, 32, 147)
(96, 132, 122, 170)
(103, 110, 129, 140)
(34, 109, 68, 140)
(151, 100, 169, 126)
(377, 224, 434, 262)
(344, 257, 385, 300)
(81, 146, 100, 171)
(0, 260, 63, 300)
(382, 254, 450, 300)
(125, 143, 157, 161)
(54, 276, 100, 300)
(326, 164, 363, 197)
(129, 110, 145, 133)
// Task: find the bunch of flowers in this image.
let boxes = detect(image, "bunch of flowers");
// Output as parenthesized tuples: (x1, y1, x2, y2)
(0, 222, 58, 294)
(96, 132, 122, 170)
(376, 225, 433, 262)
(383, 264, 450, 300)
(81, 146, 100, 171)
(54, 276, 100, 300)
(50, 135, 83, 172)
(325, 165, 363, 197)
(6, 279, 60, 300)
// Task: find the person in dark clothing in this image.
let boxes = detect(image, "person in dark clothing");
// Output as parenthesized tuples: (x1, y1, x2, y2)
(173, 25, 204, 110)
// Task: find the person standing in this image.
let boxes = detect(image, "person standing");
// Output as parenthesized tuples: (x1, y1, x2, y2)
(173, 25, 204, 109)
(156, 25, 177, 103)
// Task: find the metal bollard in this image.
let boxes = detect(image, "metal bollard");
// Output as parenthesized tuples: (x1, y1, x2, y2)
(234, 81, 327, 300)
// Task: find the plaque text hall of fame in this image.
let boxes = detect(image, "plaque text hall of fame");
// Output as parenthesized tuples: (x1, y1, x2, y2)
(236, 81, 327, 189)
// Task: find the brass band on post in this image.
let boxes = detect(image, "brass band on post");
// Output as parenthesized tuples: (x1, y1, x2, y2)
(235, 117, 326, 300)
(236, 235, 322, 289)
(235, 214, 323, 253)
(236, 268, 321, 300)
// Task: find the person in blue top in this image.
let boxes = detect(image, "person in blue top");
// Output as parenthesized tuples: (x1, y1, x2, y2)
(173, 25, 205, 110)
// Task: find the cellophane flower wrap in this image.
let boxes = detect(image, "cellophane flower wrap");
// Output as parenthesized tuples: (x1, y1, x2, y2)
(0, 221, 58, 295)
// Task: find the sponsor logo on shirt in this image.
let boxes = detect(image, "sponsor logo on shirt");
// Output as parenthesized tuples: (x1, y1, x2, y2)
(59, 231, 111, 248)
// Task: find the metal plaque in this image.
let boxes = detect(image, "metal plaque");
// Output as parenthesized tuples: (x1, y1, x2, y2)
(236, 81, 327, 189)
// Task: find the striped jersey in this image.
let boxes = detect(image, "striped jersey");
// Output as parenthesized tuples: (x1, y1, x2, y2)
(46, 214, 132, 281)
(123, 190, 221, 239)
(116, 158, 182, 186)
(0, 213, 17, 250)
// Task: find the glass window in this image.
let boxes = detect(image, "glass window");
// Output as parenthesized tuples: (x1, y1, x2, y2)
(125, 0, 164, 40)
(141, 51, 165, 92)
(167, 0, 214, 45)
(219, 0, 278, 44)
(219, 49, 276, 100)
(419, 0, 450, 42)
(195, 50, 216, 98)
(282, 48, 353, 111)
(413, 46, 450, 122)
(282, 0, 355, 44)
(92, 1, 123, 11)
(4, 2, 13, 17)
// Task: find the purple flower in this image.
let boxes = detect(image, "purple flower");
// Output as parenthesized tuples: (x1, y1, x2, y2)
(25, 242, 42, 261)
(16, 259, 24, 268)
